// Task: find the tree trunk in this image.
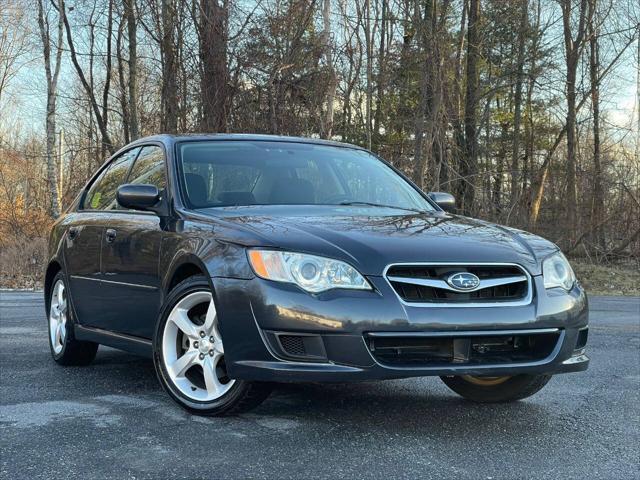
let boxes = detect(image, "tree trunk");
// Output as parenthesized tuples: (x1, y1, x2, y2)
(364, 0, 372, 150)
(126, 0, 139, 140)
(199, 0, 229, 132)
(161, 0, 178, 133)
(561, 0, 589, 243)
(451, 0, 467, 195)
(393, 0, 415, 165)
(372, 0, 387, 148)
(588, 3, 604, 250)
(37, 0, 64, 217)
(102, 0, 113, 152)
(413, 0, 433, 188)
(116, 21, 130, 144)
(320, 0, 337, 139)
(460, 0, 480, 214)
(509, 0, 528, 211)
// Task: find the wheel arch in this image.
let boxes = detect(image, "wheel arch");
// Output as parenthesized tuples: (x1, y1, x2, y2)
(44, 261, 63, 310)
(163, 254, 212, 296)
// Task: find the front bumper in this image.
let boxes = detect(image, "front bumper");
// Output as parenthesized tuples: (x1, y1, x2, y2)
(213, 275, 589, 382)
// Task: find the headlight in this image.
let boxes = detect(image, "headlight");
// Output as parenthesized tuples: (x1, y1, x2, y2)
(247, 249, 371, 293)
(542, 252, 576, 291)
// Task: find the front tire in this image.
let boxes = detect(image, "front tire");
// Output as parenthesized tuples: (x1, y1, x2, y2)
(440, 374, 552, 403)
(153, 276, 272, 416)
(47, 272, 98, 366)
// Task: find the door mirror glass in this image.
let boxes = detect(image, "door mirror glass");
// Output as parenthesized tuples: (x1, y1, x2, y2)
(117, 184, 160, 211)
(428, 192, 456, 212)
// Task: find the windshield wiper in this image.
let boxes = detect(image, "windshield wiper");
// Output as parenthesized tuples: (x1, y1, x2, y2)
(337, 201, 427, 214)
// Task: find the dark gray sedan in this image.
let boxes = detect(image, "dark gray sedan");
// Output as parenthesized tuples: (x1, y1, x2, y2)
(45, 134, 589, 415)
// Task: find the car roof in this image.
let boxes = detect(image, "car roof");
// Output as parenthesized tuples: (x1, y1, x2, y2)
(129, 133, 368, 152)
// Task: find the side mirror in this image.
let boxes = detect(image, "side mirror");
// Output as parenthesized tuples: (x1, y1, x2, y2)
(117, 184, 160, 212)
(428, 192, 456, 213)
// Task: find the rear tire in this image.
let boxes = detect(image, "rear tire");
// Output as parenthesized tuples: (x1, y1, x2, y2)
(153, 275, 272, 416)
(440, 374, 552, 403)
(47, 271, 98, 366)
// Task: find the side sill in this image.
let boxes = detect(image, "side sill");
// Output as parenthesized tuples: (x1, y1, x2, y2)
(75, 325, 153, 358)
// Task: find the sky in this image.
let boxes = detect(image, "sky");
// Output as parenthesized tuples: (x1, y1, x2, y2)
(1, 1, 639, 151)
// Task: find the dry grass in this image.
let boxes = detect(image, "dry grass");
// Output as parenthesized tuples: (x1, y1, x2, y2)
(0, 237, 48, 290)
(572, 261, 640, 296)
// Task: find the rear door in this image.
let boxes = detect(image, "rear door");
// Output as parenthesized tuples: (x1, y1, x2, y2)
(65, 148, 140, 327)
(99, 145, 168, 339)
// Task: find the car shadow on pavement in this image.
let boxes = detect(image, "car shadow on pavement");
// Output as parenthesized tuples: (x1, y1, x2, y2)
(87, 348, 557, 438)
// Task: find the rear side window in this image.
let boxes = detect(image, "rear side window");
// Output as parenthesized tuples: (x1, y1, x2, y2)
(127, 145, 166, 190)
(83, 148, 140, 210)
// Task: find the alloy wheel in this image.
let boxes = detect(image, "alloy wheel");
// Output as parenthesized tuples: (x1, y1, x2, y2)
(161, 291, 235, 402)
(461, 375, 511, 386)
(49, 280, 67, 354)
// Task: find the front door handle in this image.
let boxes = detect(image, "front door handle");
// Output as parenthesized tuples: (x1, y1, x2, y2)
(105, 228, 117, 243)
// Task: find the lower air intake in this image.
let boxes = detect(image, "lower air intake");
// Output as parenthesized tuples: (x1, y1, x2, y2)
(366, 330, 561, 367)
(279, 335, 306, 357)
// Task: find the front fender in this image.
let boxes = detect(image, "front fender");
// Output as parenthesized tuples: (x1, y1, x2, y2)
(160, 227, 254, 296)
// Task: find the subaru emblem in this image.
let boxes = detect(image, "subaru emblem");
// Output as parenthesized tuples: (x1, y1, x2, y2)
(447, 272, 480, 291)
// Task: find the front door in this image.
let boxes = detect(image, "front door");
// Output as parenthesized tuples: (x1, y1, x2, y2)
(99, 145, 168, 339)
(69, 147, 140, 330)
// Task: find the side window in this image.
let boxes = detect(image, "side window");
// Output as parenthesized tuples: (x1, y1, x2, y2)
(127, 145, 166, 190)
(83, 148, 140, 210)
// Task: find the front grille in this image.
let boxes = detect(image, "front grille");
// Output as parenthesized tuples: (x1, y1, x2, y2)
(385, 264, 530, 305)
(367, 330, 560, 367)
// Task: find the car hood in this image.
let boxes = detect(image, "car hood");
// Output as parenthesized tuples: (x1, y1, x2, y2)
(200, 205, 558, 276)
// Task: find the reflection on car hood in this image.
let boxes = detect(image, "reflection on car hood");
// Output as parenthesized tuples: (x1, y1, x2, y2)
(200, 205, 558, 276)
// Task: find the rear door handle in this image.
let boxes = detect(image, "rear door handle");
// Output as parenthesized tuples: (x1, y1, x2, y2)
(68, 227, 79, 240)
(105, 228, 117, 243)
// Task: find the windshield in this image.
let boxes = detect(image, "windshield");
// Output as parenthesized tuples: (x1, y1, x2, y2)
(177, 141, 434, 212)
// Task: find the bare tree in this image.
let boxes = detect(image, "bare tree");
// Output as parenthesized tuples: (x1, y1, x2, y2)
(0, 1, 30, 121)
(37, 0, 64, 217)
(60, 0, 115, 154)
(560, 0, 590, 241)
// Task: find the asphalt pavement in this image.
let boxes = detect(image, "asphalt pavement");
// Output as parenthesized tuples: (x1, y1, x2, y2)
(1, 291, 639, 479)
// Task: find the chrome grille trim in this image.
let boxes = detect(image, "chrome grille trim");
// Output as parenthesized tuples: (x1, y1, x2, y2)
(386, 274, 528, 293)
(383, 262, 533, 308)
